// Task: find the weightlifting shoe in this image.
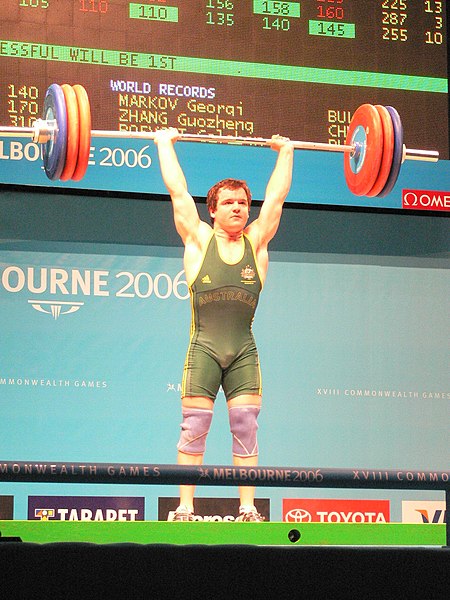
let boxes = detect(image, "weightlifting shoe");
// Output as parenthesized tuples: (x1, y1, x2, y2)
(235, 508, 265, 522)
(171, 505, 194, 522)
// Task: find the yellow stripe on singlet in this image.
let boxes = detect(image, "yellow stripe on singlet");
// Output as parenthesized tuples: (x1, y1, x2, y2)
(181, 232, 214, 397)
(244, 234, 264, 291)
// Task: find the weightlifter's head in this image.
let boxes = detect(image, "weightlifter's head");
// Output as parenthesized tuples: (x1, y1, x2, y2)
(206, 178, 252, 225)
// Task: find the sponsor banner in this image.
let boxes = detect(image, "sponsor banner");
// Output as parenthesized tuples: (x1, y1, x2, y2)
(402, 500, 447, 524)
(283, 498, 390, 523)
(28, 496, 145, 521)
(159, 497, 270, 522)
(0, 495, 14, 519)
(402, 188, 450, 211)
(0, 255, 189, 321)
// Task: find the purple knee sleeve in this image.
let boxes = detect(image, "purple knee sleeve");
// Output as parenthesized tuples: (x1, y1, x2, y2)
(177, 408, 213, 455)
(228, 405, 260, 457)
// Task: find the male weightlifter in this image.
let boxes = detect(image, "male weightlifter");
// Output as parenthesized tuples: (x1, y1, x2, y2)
(154, 128, 294, 522)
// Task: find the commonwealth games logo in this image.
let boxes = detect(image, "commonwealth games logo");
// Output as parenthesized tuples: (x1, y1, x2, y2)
(28, 300, 84, 319)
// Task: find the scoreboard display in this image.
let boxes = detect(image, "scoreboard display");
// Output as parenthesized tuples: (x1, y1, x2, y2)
(0, 0, 448, 207)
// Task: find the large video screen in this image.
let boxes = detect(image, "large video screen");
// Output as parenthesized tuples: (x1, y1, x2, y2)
(0, 1, 449, 208)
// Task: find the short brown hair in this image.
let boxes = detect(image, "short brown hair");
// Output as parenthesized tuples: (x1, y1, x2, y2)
(206, 179, 252, 223)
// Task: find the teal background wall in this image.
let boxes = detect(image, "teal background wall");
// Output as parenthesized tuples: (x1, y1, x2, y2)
(1, 186, 448, 522)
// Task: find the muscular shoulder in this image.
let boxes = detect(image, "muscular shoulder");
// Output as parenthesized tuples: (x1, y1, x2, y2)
(244, 223, 269, 283)
(196, 220, 214, 248)
(184, 221, 213, 283)
(244, 220, 264, 252)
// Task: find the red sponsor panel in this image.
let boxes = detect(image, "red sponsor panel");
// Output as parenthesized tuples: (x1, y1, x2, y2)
(283, 498, 390, 523)
(402, 189, 450, 211)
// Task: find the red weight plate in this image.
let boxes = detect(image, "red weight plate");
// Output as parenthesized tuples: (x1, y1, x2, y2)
(366, 105, 395, 197)
(72, 84, 91, 181)
(344, 104, 384, 196)
(60, 84, 80, 181)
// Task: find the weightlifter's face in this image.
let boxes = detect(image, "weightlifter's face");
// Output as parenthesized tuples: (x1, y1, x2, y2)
(210, 187, 249, 232)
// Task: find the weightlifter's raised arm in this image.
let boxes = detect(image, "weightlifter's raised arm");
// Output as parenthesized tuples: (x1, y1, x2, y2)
(250, 135, 294, 247)
(153, 127, 202, 244)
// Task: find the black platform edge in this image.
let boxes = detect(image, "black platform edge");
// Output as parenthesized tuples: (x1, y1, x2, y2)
(0, 543, 449, 599)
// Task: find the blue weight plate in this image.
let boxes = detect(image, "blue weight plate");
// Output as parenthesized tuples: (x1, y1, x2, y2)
(377, 106, 404, 198)
(42, 84, 67, 181)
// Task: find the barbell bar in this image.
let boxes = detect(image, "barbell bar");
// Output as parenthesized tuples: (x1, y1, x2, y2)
(0, 83, 440, 196)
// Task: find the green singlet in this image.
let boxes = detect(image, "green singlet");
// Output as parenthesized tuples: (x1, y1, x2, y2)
(182, 233, 263, 401)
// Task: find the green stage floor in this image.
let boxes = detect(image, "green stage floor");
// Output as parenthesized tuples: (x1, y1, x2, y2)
(0, 521, 445, 546)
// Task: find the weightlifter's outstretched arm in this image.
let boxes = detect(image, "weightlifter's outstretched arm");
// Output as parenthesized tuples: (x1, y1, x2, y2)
(153, 128, 202, 244)
(247, 135, 294, 249)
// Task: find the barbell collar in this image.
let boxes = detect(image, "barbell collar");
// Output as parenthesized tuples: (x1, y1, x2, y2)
(32, 118, 58, 144)
(0, 122, 55, 144)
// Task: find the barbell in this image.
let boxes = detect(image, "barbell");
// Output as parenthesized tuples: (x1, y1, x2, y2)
(0, 83, 439, 196)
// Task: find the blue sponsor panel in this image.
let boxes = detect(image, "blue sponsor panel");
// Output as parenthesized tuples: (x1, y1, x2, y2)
(0, 136, 448, 210)
(0, 246, 449, 521)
